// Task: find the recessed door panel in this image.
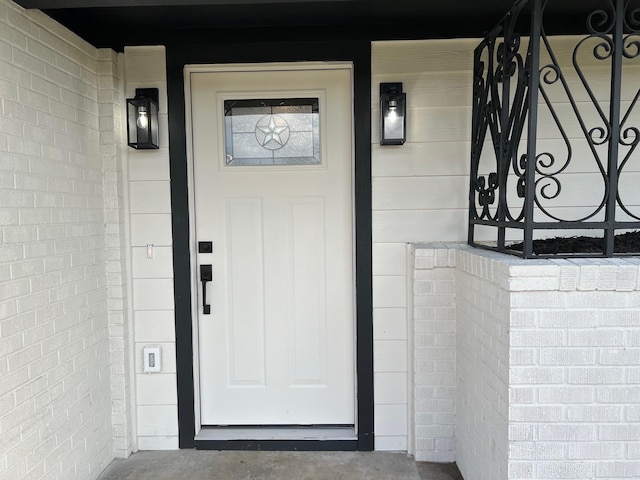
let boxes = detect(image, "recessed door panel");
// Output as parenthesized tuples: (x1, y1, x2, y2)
(226, 198, 265, 386)
(289, 197, 327, 386)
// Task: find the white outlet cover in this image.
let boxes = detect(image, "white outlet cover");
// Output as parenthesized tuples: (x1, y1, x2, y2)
(143, 344, 162, 373)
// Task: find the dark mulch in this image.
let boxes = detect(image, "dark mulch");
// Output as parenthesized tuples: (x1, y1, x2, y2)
(507, 230, 640, 255)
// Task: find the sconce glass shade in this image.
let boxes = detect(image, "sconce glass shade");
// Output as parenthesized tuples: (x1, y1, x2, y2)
(380, 82, 406, 146)
(127, 88, 159, 149)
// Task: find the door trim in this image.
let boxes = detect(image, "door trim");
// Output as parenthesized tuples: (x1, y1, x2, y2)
(193, 439, 358, 451)
(166, 40, 373, 451)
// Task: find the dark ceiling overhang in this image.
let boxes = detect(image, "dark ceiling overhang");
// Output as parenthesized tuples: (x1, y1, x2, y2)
(12, 0, 604, 51)
(16, 0, 360, 7)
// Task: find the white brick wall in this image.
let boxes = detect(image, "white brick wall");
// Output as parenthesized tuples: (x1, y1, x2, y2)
(97, 48, 133, 458)
(413, 244, 640, 479)
(411, 245, 457, 462)
(123, 46, 178, 450)
(455, 248, 511, 480)
(508, 258, 640, 480)
(0, 0, 121, 478)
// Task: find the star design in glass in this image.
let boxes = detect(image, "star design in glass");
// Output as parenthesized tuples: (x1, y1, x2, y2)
(255, 114, 290, 150)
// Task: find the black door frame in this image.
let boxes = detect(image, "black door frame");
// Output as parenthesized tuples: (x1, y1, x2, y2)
(167, 40, 373, 451)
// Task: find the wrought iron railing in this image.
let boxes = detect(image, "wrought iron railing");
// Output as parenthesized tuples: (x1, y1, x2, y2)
(468, 0, 640, 257)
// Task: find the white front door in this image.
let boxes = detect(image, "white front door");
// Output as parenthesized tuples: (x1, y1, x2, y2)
(188, 64, 355, 426)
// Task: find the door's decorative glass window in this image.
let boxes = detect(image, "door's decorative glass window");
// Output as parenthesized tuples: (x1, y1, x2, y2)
(224, 98, 320, 166)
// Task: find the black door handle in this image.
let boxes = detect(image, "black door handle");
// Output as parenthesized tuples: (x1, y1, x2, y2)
(200, 264, 212, 315)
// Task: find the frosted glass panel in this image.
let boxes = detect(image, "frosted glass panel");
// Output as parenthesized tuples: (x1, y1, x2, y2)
(224, 98, 320, 166)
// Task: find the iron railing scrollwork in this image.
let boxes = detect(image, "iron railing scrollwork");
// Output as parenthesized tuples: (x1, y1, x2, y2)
(468, 0, 640, 257)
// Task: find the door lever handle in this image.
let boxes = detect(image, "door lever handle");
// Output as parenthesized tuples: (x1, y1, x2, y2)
(200, 264, 212, 315)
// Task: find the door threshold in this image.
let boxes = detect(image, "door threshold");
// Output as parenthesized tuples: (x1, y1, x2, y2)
(196, 426, 356, 441)
(194, 426, 358, 451)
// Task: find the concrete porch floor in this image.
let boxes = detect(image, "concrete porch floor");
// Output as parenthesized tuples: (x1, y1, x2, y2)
(97, 451, 464, 480)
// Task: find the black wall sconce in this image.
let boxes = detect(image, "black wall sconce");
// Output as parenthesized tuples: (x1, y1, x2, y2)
(380, 82, 406, 146)
(127, 88, 159, 149)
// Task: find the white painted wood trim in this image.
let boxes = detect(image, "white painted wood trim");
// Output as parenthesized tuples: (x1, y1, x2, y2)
(195, 427, 357, 441)
(406, 243, 415, 457)
(186, 61, 355, 75)
(121, 51, 139, 454)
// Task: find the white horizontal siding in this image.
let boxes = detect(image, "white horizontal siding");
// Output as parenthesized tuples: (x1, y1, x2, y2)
(130, 214, 173, 246)
(123, 46, 178, 451)
(373, 176, 468, 211)
(373, 39, 475, 74)
(372, 142, 470, 177)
